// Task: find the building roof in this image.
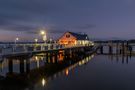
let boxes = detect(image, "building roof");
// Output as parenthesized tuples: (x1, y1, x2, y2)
(68, 32, 89, 40)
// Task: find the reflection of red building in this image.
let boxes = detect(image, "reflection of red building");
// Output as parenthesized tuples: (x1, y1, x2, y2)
(58, 31, 91, 45)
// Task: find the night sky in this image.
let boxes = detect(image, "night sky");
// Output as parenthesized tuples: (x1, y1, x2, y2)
(0, 0, 135, 41)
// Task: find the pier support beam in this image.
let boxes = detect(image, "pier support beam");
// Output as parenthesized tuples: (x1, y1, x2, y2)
(116, 43, 119, 54)
(109, 45, 113, 54)
(26, 59, 30, 73)
(20, 60, 24, 73)
(54, 52, 58, 63)
(122, 41, 125, 55)
(100, 46, 103, 54)
(46, 53, 49, 63)
(50, 52, 53, 62)
(129, 46, 133, 57)
(8, 59, 13, 73)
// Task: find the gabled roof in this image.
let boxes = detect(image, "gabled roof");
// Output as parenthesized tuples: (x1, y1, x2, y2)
(68, 32, 89, 40)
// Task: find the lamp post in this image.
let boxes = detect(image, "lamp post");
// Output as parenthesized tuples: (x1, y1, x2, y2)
(15, 38, 19, 44)
(14, 37, 19, 52)
(40, 30, 47, 50)
(34, 38, 38, 51)
(50, 38, 52, 43)
(40, 30, 47, 44)
(35, 38, 38, 44)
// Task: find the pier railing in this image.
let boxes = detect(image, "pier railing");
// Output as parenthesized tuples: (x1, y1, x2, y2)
(0, 43, 93, 55)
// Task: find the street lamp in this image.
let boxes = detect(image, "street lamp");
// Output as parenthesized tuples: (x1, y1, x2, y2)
(35, 38, 38, 43)
(34, 38, 38, 51)
(40, 30, 47, 51)
(49, 38, 52, 43)
(14, 37, 19, 52)
(15, 37, 19, 45)
(40, 30, 47, 44)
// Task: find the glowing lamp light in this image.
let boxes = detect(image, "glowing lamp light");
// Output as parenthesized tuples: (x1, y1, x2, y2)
(92, 43, 94, 46)
(43, 35, 47, 41)
(65, 69, 69, 76)
(35, 38, 38, 42)
(42, 78, 46, 87)
(14, 37, 19, 45)
(40, 30, 47, 43)
(40, 30, 45, 35)
(16, 38, 19, 41)
(35, 56, 38, 60)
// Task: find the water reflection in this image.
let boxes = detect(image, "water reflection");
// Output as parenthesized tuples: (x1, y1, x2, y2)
(0, 50, 95, 90)
(65, 69, 69, 76)
(79, 55, 94, 66)
(38, 54, 95, 89)
(47, 54, 95, 82)
(42, 78, 47, 87)
(97, 45, 135, 64)
(102, 52, 134, 64)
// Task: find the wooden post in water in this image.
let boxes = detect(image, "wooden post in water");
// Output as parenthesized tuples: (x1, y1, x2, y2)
(50, 52, 53, 63)
(46, 52, 49, 63)
(20, 60, 24, 73)
(126, 54, 128, 64)
(109, 45, 113, 54)
(71, 49, 73, 58)
(126, 41, 129, 54)
(100, 46, 103, 54)
(119, 42, 122, 55)
(116, 43, 119, 54)
(26, 59, 30, 73)
(122, 41, 125, 55)
(129, 45, 133, 57)
(64, 50, 68, 60)
(108, 41, 113, 54)
(71, 48, 74, 58)
(8, 59, 13, 73)
(54, 52, 58, 63)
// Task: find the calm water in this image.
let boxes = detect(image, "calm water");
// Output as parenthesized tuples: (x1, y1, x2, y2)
(0, 52, 135, 90)
(39, 55, 135, 90)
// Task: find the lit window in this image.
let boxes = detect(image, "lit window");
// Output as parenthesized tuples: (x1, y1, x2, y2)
(66, 34, 70, 38)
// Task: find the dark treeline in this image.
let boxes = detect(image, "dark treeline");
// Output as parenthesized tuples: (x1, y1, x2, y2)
(0, 41, 55, 44)
(94, 39, 135, 43)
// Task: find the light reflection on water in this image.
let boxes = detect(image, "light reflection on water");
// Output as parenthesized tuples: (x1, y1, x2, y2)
(37, 54, 95, 89)
(40, 55, 135, 90)
(0, 50, 96, 90)
(1, 51, 135, 90)
(42, 78, 46, 87)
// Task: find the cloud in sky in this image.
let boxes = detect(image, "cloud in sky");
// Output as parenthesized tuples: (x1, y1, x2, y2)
(0, 0, 135, 41)
(0, 0, 96, 36)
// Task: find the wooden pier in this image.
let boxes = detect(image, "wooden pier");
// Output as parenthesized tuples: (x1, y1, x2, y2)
(0, 44, 94, 58)
(95, 40, 134, 55)
(0, 43, 97, 75)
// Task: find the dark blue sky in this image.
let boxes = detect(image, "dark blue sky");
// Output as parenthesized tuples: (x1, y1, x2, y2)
(0, 0, 135, 41)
